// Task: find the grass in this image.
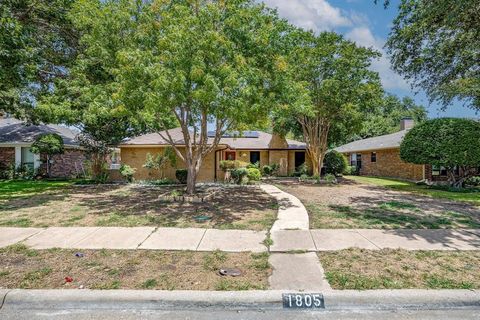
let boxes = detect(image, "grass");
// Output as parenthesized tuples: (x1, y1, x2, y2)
(319, 249, 480, 290)
(346, 176, 480, 206)
(0, 246, 271, 290)
(0, 182, 278, 230)
(0, 180, 73, 200)
(308, 203, 480, 229)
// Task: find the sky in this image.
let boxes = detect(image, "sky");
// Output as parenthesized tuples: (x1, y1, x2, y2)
(260, 0, 478, 119)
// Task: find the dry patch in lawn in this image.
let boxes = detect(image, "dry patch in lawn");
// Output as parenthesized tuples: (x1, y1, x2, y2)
(275, 179, 480, 229)
(319, 248, 480, 290)
(0, 244, 270, 290)
(0, 184, 277, 230)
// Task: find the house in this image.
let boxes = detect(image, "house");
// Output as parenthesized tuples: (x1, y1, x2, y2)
(335, 118, 460, 182)
(119, 127, 310, 181)
(335, 118, 425, 181)
(0, 116, 86, 178)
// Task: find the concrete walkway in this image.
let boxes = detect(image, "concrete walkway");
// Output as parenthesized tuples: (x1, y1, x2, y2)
(0, 227, 267, 252)
(260, 184, 309, 231)
(270, 228, 480, 251)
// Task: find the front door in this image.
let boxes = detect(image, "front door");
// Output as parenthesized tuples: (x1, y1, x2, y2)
(250, 151, 260, 165)
(295, 151, 305, 169)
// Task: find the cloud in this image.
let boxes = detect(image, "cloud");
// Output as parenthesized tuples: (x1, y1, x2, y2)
(345, 27, 410, 90)
(260, 0, 410, 92)
(261, 0, 351, 32)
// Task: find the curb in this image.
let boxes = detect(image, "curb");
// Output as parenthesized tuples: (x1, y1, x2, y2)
(1, 289, 479, 311)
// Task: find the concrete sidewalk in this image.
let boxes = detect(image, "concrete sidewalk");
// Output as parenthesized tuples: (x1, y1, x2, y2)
(270, 228, 480, 251)
(0, 227, 267, 252)
(1, 227, 479, 251)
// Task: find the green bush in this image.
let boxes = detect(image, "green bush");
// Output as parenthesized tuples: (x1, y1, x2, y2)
(119, 164, 136, 183)
(175, 169, 188, 184)
(293, 163, 309, 177)
(324, 173, 337, 184)
(344, 165, 358, 175)
(465, 176, 480, 187)
(324, 150, 348, 176)
(246, 162, 260, 169)
(231, 167, 248, 184)
(262, 163, 280, 176)
(247, 167, 261, 181)
(219, 160, 249, 171)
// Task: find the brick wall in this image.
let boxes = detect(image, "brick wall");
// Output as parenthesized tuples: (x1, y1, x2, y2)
(0, 147, 15, 168)
(41, 149, 86, 178)
(347, 148, 424, 181)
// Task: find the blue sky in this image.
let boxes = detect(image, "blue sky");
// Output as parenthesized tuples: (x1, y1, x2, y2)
(260, 0, 478, 119)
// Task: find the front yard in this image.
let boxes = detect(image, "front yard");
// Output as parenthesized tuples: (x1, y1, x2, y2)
(0, 181, 278, 231)
(320, 248, 480, 290)
(275, 177, 480, 229)
(0, 244, 270, 290)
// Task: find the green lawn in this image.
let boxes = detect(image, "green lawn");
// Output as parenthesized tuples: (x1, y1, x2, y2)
(346, 176, 480, 206)
(0, 180, 74, 200)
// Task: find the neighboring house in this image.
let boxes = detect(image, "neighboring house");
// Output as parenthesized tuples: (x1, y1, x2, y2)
(0, 117, 86, 178)
(119, 127, 310, 181)
(335, 118, 463, 182)
(336, 118, 425, 181)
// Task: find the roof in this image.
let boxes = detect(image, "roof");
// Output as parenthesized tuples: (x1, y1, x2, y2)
(120, 127, 306, 150)
(335, 130, 408, 153)
(0, 118, 80, 146)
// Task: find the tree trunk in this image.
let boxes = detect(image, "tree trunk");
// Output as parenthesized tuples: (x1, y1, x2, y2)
(186, 161, 201, 195)
(300, 115, 330, 177)
(46, 155, 51, 178)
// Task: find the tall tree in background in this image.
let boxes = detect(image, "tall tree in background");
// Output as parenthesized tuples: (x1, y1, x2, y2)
(382, 0, 480, 109)
(355, 94, 427, 140)
(277, 30, 382, 176)
(0, 0, 78, 117)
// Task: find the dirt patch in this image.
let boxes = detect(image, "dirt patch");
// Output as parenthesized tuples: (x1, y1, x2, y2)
(319, 248, 480, 290)
(0, 244, 271, 290)
(0, 184, 277, 230)
(274, 178, 480, 229)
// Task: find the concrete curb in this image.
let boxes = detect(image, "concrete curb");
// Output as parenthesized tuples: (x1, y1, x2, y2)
(1, 289, 479, 311)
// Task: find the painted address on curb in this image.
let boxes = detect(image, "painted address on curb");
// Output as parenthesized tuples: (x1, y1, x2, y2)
(282, 293, 325, 309)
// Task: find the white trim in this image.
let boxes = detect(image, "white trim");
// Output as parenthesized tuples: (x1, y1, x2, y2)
(33, 153, 41, 170)
(14, 146, 21, 168)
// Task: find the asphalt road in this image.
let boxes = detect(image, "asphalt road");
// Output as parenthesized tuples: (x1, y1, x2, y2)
(2, 308, 480, 320)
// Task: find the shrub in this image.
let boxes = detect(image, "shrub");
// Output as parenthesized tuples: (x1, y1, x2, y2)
(343, 165, 357, 176)
(219, 160, 249, 171)
(175, 169, 188, 184)
(262, 163, 280, 176)
(119, 164, 136, 183)
(465, 176, 480, 187)
(247, 167, 261, 181)
(324, 150, 348, 176)
(231, 167, 248, 184)
(293, 163, 309, 177)
(246, 162, 260, 169)
(324, 173, 337, 184)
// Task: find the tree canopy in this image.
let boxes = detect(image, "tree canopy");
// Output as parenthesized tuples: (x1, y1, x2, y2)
(400, 118, 480, 187)
(275, 30, 383, 175)
(384, 0, 480, 109)
(0, 0, 78, 118)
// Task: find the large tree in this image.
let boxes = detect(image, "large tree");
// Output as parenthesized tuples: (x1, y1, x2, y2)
(0, 0, 78, 117)
(382, 0, 480, 109)
(278, 30, 383, 176)
(400, 118, 480, 188)
(356, 93, 427, 140)
(38, 0, 293, 193)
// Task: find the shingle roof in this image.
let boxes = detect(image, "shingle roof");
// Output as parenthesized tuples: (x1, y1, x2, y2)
(335, 130, 408, 153)
(120, 127, 306, 149)
(0, 118, 79, 146)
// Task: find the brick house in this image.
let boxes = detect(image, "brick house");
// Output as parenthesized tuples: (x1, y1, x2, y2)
(0, 117, 86, 178)
(119, 127, 310, 182)
(335, 118, 465, 182)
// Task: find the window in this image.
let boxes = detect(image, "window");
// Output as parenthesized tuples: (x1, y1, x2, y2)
(249, 151, 260, 164)
(225, 151, 236, 161)
(21, 147, 34, 170)
(356, 153, 362, 169)
(350, 153, 357, 167)
(432, 165, 449, 176)
(371, 152, 377, 163)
